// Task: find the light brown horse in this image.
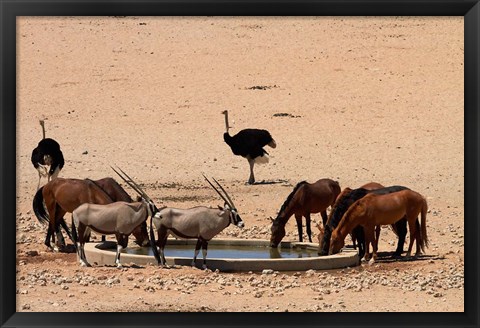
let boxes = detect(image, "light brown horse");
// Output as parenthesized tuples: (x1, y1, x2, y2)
(270, 178, 341, 247)
(329, 189, 428, 263)
(32, 177, 148, 250)
(318, 182, 410, 258)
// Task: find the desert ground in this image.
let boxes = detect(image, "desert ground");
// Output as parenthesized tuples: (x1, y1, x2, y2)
(16, 16, 464, 312)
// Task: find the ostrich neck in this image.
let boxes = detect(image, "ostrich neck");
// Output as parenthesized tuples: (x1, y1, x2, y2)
(224, 112, 229, 133)
(40, 121, 46, 139)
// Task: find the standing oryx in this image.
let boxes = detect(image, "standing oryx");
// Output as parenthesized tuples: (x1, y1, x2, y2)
(151, 175, 244, 269)
(71, 167, 161, 268)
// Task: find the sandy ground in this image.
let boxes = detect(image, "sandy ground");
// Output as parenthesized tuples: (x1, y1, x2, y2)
(16, 16, 464, 312)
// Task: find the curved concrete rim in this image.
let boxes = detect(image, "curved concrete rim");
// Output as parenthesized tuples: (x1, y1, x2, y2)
(83, 238, 359, 272)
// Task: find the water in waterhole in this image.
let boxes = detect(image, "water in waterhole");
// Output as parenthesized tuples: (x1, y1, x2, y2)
(105, 244, 320, 259)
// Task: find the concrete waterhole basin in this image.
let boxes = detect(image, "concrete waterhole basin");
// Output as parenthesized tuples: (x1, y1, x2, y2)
(84, 238, 359, 272)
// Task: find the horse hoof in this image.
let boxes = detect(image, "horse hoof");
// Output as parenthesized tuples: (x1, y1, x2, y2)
(368, 259, 376, 265)
(202, 265, 208, 270)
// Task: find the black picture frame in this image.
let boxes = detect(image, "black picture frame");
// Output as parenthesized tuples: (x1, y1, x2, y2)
(1, 1, 478, 327)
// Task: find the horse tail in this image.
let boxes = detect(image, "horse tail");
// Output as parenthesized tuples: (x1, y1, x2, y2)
(149, 215, 161, 265)
(420, 197, 429, 252)
(32, 187, 49, 225)
(71, 214, 79, 253)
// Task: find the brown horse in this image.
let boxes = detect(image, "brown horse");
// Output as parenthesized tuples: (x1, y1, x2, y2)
(317, 182, 410, 258)
(270, 178, 341, 247)
(329, 189, 428, 263)
(33, 177, 148, 250)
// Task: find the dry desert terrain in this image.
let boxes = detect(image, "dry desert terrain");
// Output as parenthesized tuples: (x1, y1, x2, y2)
(16, 16, 464, 312)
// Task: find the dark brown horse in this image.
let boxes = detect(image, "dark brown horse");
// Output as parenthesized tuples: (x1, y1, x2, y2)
(270, 178, 341, 247)
(329, 189, 428, 263)
(317, 183, 411, 258)
(33, 177, 148, 250)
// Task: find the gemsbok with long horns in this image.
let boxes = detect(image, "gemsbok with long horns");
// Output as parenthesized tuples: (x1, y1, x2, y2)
(151, 175, 244, 269)
(71, 167, 161, 267)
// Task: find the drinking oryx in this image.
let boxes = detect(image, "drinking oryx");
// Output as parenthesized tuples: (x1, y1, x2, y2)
(71, 167, 161, 268)
(151, 175, 244, 269)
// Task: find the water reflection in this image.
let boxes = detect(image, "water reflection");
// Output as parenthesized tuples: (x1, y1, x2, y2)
(112, 244, 319, 259)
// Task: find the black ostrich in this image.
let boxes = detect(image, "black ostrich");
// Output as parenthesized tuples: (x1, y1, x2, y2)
(31, 120, 65, 189)
(222, 110, 276, 184)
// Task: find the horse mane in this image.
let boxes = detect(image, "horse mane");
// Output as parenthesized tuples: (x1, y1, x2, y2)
(274, 181, 308, 223)
(85, 178, 115, 202)
(327, 188, 369, 229)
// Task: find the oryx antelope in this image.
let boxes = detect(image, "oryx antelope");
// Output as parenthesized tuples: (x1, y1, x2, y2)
(151, 175, 244, 269)
(71, 167, 161, 267)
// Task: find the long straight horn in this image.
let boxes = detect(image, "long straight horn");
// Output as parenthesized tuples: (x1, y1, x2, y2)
(212, 177, 236, 209)
(202, 174, 231, 207)
(111, 166, 152, 202)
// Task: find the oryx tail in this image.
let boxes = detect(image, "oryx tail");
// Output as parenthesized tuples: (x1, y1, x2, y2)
(71, 215, 79, 253)
(149, 216, 161, 265)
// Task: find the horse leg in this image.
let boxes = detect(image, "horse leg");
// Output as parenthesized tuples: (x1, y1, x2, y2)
(295, 214, 303, 242)
(363, 226, 378, 264)
(393, 217, 407, 257)
(44, 227, 52, 249)
(192, 238, 202, 267)
(363, 226, 373, 263)
(305, 213, 312, 243)
(201, 239, 209, 270)
(320, 210, 328, 228)
(375, 225, 381, 245)
(247, 158, 255, 185)
(53, 207, 67, 250)
(406, 216, 417, 259)
(414, 218, 422, 257)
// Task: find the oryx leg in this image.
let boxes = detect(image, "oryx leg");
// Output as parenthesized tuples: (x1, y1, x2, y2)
(76, 224, 91, 267)
(201, 239, 209, 270)
(157, 229, 170, 268)
(295, 214, 303, 242)
(114, 234, 128, 268)
(192, 238, 202, 267)
(247, 158, 255, 185)
(305, 213, 313, 243)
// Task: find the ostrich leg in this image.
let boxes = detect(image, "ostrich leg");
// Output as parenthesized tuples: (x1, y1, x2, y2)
(247, 158, 255, 184)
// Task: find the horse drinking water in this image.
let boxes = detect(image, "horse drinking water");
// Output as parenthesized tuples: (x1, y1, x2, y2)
(317, 183, 412, 258)
(328, 189, 428, 263)
(270, 178, 341, 247)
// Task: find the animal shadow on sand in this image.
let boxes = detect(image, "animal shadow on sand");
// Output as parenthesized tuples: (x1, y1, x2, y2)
(249, 179, 289, 185)
(368, 251, 444, 264)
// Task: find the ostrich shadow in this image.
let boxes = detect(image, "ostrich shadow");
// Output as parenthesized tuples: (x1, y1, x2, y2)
(249, 179, 290, 185)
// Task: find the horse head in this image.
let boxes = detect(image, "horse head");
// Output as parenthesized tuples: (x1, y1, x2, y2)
(269, 218, 285, 248)
(328, 229, 344, 255)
